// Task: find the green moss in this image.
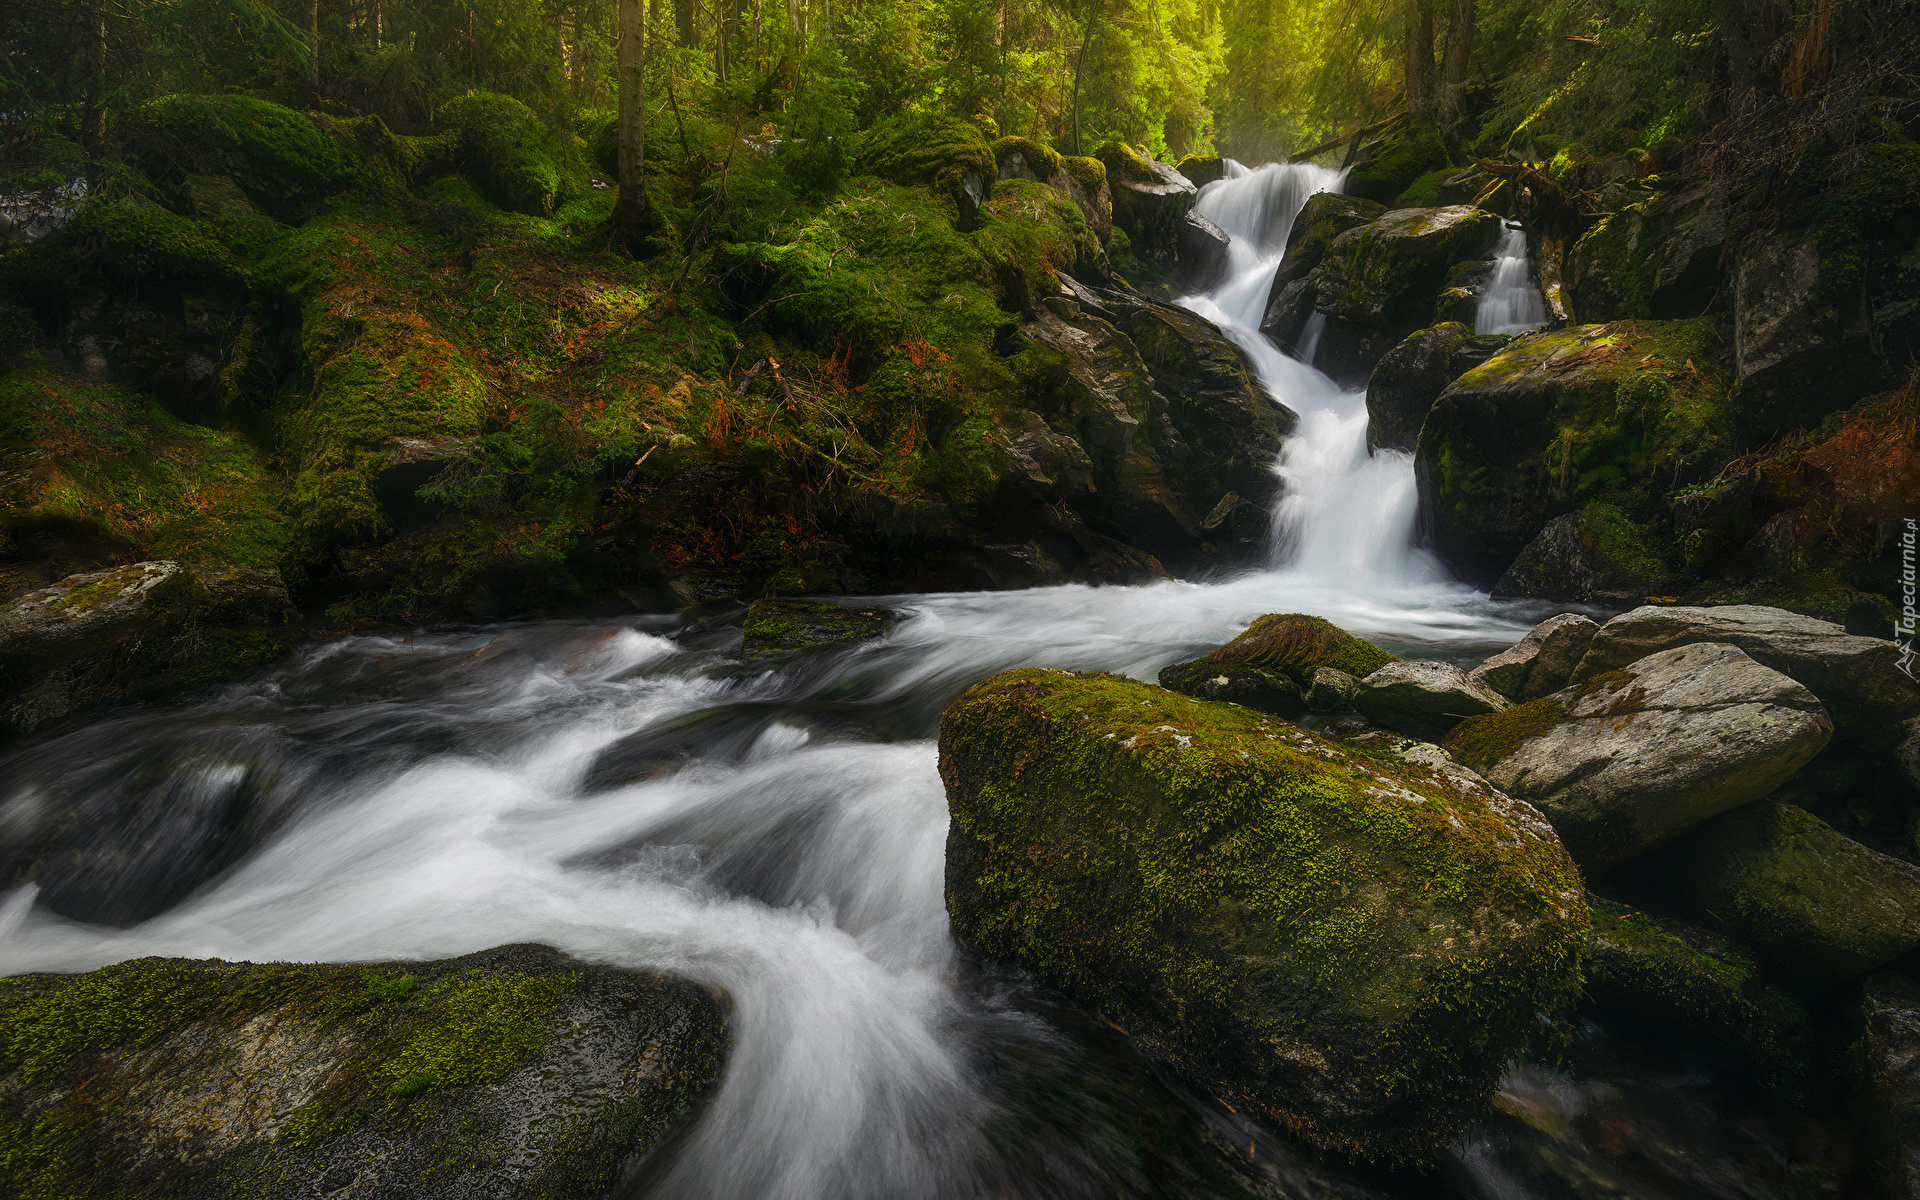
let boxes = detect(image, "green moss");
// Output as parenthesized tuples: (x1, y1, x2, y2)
(1396, 167, 1456, 208)
(1091, 136, 1159, 185)
(990, 135, 1063, 178)
(118, 94, 361, 213)
(941, 668, 1588, 1157)
(740, 597, 891, 659)
(1444, 697, 1572, 765)
(1060, 154, 1108, 198)
(1207, 613, 1399, 687)
(1343, 116, 1450, 206)
(440, 91, 583, 217)
(853, 111, 996, 198)
(380, 973, 571, 1097)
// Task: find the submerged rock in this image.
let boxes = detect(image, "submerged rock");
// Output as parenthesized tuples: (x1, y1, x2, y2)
(1157, 613, 1398, 715)
(1570, 604, 1920, 749)
(0, 944, 728, 1198)
(1468, 612, 1599, 702)
(1448, 643, 1832, 871)
(739, 598, 893, 661)
(1668, 800, 1920, 984)
(940, 668, 1587, 1158)
(1582, 896, 1813, 1100)
(1352, 660, 1509, 742)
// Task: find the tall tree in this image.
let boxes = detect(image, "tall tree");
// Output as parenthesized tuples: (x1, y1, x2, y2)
(613, 0, 655, 245)
(1404, 0, 1436, 124)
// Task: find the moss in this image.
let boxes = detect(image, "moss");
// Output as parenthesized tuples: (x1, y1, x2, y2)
(379, 973, 571, 1097)
(1395, 167, 1456, 208)
(117, 95, 362, 214)
(1343, 116, 1451, 206)
(1207, 613, 1399, 687)
(1060, 154, 1108, 199)
(1444, 696, 1572, 765)
(940, 668, 1588, 1158)
(853, 111, 996, 199)
(1091, 136, 1160, 185)
(990, 135, 1063, 178)
(1173, 154, 1224, 188)
(439, 91, 583, 217)
(739, 597, 891, 659)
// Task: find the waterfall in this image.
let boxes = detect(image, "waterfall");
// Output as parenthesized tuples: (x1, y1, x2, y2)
(1475, 223, 1548, 336)
(1178, 161, 1445, 584)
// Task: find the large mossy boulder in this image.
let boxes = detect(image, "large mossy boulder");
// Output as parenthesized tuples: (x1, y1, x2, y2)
(1294, 206, 1503, 384)
(0, 560, 294, 739)
(1259, 193, 1387, 351)
(1566, 184, 1727, 323)
(440, 90, 583, 218)
(1092, 140, 1196, 267)
(940, 668, 1588, 1157)
(1583, 896, 1813, 1099)
(0, 945, 728, 1198)
(1666, 800, 1920, 984)
(1414, 319, 1731, 585)
(1570, 604, 1920, 749)
(1157, 613, 1397, 715)
(992, 136, 1112, 247)
(117, 95, 362, 218)
(1489, 502, 1675, 605)
(1342, 116, 1451, 206)
(1446, 642, 1832, 871)
(856, 113, 999, 230)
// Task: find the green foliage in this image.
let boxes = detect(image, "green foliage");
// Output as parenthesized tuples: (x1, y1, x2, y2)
(1207, 612, 1400, 687)
(441, 90, 582, 217)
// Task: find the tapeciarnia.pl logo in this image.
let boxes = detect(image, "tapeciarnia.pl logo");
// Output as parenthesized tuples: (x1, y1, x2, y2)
(1901, 516, 1917, 680)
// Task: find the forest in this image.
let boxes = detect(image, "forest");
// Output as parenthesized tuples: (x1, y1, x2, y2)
(3, 0, 1920, 1197)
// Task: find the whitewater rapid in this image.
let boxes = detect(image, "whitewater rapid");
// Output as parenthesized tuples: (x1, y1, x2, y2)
(0, 160, 1542, 1199)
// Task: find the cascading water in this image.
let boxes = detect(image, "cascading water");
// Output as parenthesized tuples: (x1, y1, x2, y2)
(1178, 161, 1446, 582)
(0, 160, 1815, 1200)
(1475, 223, 1549, 336)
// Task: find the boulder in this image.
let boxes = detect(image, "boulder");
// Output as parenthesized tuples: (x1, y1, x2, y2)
(1668, 799, 1920, 983)
(1352, 660, 1510, 742)
(1094, 142, 1196, 266)
(1489, 504, 1674, 606)
(1342, 117, 1450, 207)
(1305, 666, 1361, 713)
(1447, 642, 1832, 870)
(1259, 194, 1386, 351)
(1174, 154, 1227, 189)
(1414, 319, 1731, 585)
(1175, 210, 1231, 291)
(1468, 613, 1599, 702)
(1364, 323, 1507, 453)
(739, 598, 893, 661)
(855, 112, 997, 230)
(1582, 896, 1813, 1099)
(940, 668, 1588, 1157)
(1158, 613, 1398, 715)
(1853, 971, 1920, 1199)
(991, 136, 1113, 248)
(1302, 206, 1504, 384)
(1566, 184, 1727, 322)
(0, 944, 728, 1198)
(1570, 604, 1920, 748)
(1732, 225, 1883, 441)
(0, 560, 295, 738)
(1899, 718, 1920, 792)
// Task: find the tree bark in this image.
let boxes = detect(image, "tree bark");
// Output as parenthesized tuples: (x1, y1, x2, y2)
(81, 0, 107, 160)
(1436, 0, 1474, 149)
(614, 0, 656, 246)
(1071, 0, 1098, 155)
(675, 0, 694, 46)
(1403, 0, 1437, 124)
(309, 0, 322, 98)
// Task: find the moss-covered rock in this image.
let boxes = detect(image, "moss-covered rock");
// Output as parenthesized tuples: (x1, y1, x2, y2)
(739, 597, 893, 661)
(0, 944, 727, 1199)
(1448, 642, 1831, 871)
(1666, 799, 1920, 984)
(1414, 319, 1733, 584)
(1364, 322, 1506, 453)
(1342, 117, 1451, 206)
(117, 94, 363, 218)
(855, 112, 997, 229)
(440, 90, 583, 218)
(1259, 193, 1387, 351)
(1489, 502, 1675, 605)
(1092, 139, 1196, 268)
(1567, 184, 1726, 323)
(939, 667, 1587, 1158)
(1583, 895, 1813, 1099)
(1157, 613, 1398, 715)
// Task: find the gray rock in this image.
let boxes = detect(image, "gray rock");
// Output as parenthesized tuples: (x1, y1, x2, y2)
(1364, 322, 1471, 453)
(1853, 971, 1920, 1199)
(1489, 505, 1671, 606)
(1353, 659, 1510, 741)
(1452, 642, 1833, 871)
(1157, 659, 1303, 714)
(1566, 184, 1727, 322)
(1468, 612, 1599, 702)
(1897, 717, 1920, 792)
(1733, 226, 1883, 441)
(1104, 154, 1196, 266)
(0, 944, 728, 1198)
(1305, 666, 1361, 713)
(1670, 800, 1920, 983)
(1572, 604, 1920, 748)
(1175, 210, 1230, 290)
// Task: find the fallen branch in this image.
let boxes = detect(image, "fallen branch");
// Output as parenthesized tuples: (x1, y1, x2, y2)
(1288, 111, 1406, 164)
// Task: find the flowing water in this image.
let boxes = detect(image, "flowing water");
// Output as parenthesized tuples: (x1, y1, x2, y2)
(1474, 224, 1548, 337)
(0, 164, 1841, 1199)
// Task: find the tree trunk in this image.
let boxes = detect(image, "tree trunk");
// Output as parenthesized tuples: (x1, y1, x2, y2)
(370, 0, 381, 47)
(309, 0, 322, 98)
(613, 0, 656, 246)
(1436, 0, 1474, 150)
(675, 0, 694, 46)
(1403, 0, 1437, 124)
(81, 1, 106, 160)
(1071, 0, 1098, 155)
